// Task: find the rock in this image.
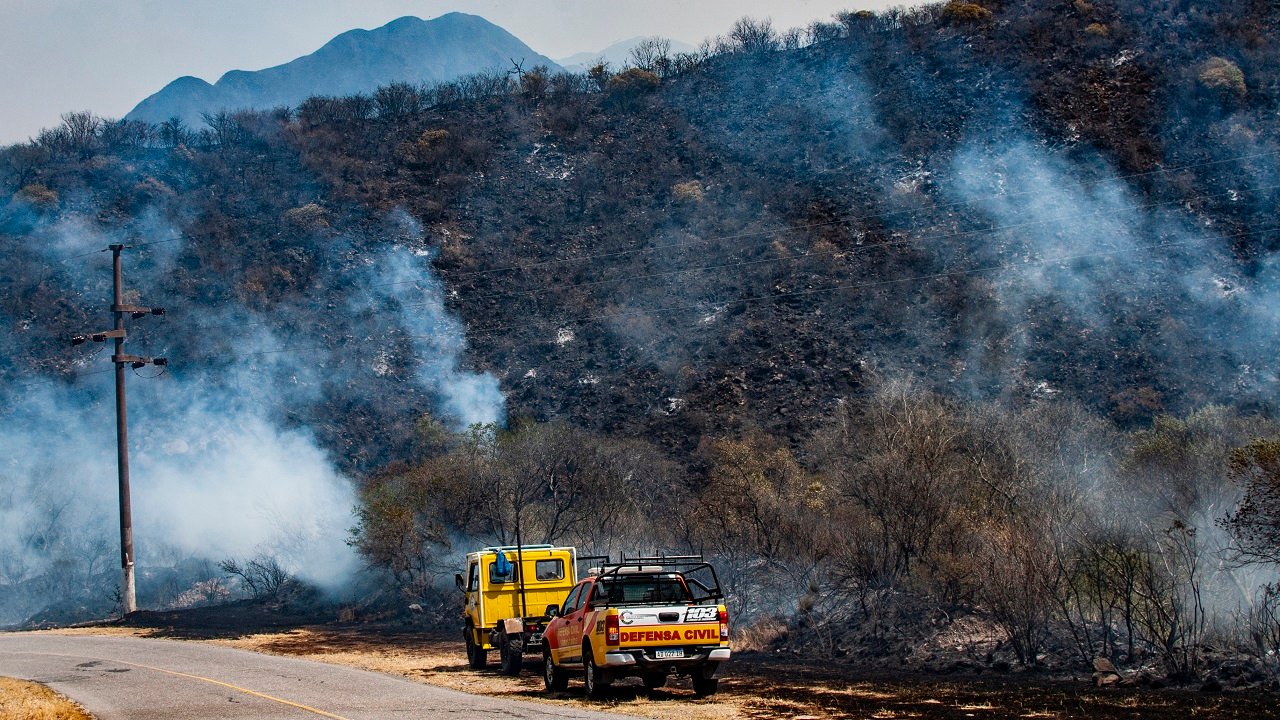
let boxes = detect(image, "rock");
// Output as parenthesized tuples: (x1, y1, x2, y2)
(1092, 657, 1122, 687)
(1093, 657, 1119, 674)
(1094, 671, 1121, 687)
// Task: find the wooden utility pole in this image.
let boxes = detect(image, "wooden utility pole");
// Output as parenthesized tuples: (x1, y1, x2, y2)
(72, 244, 166, 616)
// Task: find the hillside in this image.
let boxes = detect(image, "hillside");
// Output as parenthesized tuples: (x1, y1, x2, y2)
(4, 0, 1280, 672)
(126, 13, 561, 128)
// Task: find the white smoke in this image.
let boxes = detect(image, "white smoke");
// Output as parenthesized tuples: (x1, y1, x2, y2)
(1, 205, 505, 624)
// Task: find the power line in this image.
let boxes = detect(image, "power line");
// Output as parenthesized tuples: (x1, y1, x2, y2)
(10, 366, 114, 389)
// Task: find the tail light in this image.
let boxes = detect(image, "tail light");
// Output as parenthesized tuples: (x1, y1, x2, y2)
(605, 612, 620, 646)
(718, 607, 729, 640)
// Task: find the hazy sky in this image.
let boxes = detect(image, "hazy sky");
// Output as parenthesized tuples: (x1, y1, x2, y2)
(0, 0, 906, 145)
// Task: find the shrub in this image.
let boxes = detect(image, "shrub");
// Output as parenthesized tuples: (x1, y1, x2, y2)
(671, 180, 704, 202)
(1199, 57, 1246, 98)
(219, 555, 298, 601)
(941, 1, 993, 24)
(284, 202, 330, 230)
(15, 183, 58, 207)
(396, 129, 452, 166)
(607, 68, 660, 93)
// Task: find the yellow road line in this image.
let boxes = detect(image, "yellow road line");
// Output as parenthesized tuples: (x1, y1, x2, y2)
(119, 659, 353, 720)
(3, 650, 352, 720)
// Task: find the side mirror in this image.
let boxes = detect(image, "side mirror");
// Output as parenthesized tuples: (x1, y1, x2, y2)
(545, 604, 559, 618)
(455, 573, 465, 592)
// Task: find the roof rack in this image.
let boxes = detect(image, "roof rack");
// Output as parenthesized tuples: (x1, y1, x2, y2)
(587, 552, 724, 605)
(620, 553, 705, 565)
(480, 544, 556, 553)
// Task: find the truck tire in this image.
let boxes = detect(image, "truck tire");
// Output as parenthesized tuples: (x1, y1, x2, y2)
(465, 627, 488, 669)
(691, 676, 719, 698)
(544, 650, 568, 691)
(583, 643, 611, 698)
(499, 629, 523, 676)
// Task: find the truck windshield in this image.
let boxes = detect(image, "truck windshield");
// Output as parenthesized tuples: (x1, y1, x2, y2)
(594, 575, 691, 605)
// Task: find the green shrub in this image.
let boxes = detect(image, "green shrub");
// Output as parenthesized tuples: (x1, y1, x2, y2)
(1199, 57, 1246, 97)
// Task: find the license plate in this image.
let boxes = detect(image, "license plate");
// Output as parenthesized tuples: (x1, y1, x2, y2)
(654, 648, 685, 659)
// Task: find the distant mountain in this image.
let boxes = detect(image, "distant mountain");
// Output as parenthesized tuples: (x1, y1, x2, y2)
(557, 36, 698, 74)
(127, 13, 560, 128)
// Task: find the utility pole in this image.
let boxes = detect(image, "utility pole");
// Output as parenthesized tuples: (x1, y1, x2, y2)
(72, 243, 166, 616)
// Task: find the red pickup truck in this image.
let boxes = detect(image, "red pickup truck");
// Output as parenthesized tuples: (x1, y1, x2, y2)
(541, 556, 731, 698)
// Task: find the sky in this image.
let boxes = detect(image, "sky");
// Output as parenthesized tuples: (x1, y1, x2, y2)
(0, 0, 907, 145)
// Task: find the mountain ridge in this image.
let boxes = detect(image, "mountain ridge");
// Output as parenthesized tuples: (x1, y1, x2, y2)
(127, 13, 561, 127)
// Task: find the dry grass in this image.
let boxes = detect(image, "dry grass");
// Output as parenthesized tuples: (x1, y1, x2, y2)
(0, 677, 94, 720)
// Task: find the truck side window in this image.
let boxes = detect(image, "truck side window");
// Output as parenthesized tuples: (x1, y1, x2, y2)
(561, 585, 582, 615)
(535, 559, 564, 581)
(467, 562, 478, 591)
(574, 582, 593, 611)
(489, 559, 518, 584)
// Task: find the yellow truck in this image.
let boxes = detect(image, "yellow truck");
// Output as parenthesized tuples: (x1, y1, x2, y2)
(541, 555, 731, 697)
(455, 544, 580, 675)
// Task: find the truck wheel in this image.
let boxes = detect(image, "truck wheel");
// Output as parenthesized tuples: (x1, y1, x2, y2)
(583, 644, 610, 698)
(642, 673, 667, 690)
(499, 630, 523, 676)
(691, 676, 719, 698)
(544, 651, 568, 691)
(465, 628, 488, 669)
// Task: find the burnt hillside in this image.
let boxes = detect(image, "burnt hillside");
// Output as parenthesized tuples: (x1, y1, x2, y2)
(4, 0, 1280, 473)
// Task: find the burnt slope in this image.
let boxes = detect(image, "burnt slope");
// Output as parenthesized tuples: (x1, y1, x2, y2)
(5, 0, 1280, 471)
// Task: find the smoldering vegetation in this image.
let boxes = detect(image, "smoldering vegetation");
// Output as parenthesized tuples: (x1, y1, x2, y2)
(353, 384, 1280, 681)
(2, 0, 1280, 684)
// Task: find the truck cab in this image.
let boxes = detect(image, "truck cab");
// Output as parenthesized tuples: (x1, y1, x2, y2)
(457, 545, 579, 675)
(542, 556, 730, 697)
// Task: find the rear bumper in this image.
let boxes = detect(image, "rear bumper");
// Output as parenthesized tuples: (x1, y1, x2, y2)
(603, 646, 731, 670)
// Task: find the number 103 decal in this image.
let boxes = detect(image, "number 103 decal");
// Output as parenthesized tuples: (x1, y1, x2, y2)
(685, 606, 718, 622)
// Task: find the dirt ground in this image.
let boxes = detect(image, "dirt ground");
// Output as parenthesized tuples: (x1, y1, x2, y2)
(48, 612, 1278, 720)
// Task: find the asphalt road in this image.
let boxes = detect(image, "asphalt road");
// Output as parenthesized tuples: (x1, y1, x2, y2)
(0, 633, 625, 719)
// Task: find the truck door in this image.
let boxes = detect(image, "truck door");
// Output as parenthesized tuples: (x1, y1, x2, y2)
(558, 581, 590, 664)
(466, 561, 479, 625)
